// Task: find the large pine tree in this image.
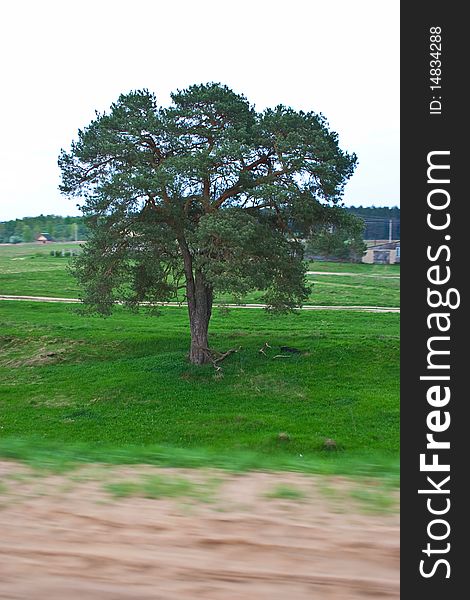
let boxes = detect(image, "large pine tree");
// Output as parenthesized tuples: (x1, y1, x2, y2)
(59, 83, 357, 364)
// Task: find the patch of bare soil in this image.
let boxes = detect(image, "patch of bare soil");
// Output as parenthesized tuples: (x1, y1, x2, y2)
(0, 462, 399, 599)
(0, 336, 82, 368)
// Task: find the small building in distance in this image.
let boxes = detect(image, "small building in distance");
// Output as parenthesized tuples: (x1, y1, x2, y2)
(362, 241, 400, 264)
(36, 233, 53, 244)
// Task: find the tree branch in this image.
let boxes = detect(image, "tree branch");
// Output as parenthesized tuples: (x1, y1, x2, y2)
(79, 157, 116, 183)
(176, 235, 195, 312)
(213, 167, 290, 209)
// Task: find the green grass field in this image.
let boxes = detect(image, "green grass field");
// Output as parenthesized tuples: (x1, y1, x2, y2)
(0, 243, 399, 481)
(0, 300, 399, 477)
(0, 243, 400, 307)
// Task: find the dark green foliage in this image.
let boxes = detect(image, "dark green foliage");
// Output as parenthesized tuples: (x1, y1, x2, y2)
(347, 206, 400, 240)
(306, 209, 367, 261)
(22, 225, 34, 243)
(58, 84, 357, 360)
(349, 206, 400, 219)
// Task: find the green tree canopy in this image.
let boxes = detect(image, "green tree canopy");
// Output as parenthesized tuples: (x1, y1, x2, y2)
(22, 224, 34, 243)
(59, 83, 357, 364)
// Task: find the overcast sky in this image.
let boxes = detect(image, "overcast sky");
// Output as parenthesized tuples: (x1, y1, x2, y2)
(0, 0, 399, 221)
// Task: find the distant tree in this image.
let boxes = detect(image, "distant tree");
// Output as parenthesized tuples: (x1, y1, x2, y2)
(76, 222, 88, 240)
(53, 223, 66, 240)
(14, 221, 24, 237)
(306, 209, 366, 261)
(47, 222, 56, 238)
(22, 224, 34, 243)
(59, 84, 357, 364)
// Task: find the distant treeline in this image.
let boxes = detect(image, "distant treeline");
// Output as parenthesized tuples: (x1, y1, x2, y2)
(0, 215, 88, 243)
(0, 206, 400, 244)
(346, 206, 400, 240)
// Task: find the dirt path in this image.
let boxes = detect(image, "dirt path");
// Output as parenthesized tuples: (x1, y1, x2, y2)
(0, 462, 399, 599)
(0, 294, 400, 313)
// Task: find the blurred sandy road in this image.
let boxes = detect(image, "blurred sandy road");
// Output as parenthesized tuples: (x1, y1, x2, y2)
(0, 462, 399, 599)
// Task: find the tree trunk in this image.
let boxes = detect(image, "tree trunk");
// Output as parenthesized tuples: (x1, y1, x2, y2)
(177, 235, 213, 365)
(188, 272, 213, 365)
